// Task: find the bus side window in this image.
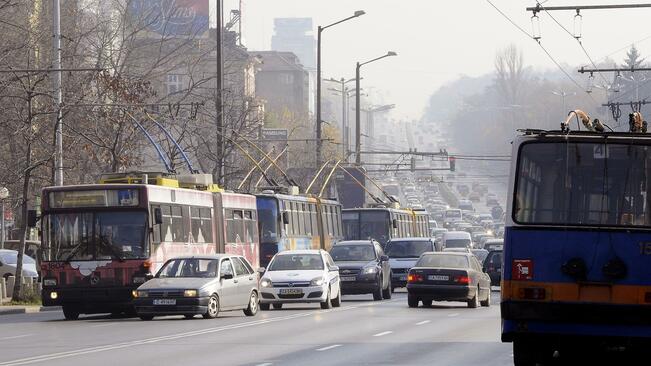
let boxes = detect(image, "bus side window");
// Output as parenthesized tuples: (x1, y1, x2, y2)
(161, 205, 173, 242)
(304, 204, 312, 236)
(151, 204, 162, 243)
(171, 205, 186, 242)
(310, 204, 318, 236)
(297, 203, 305, 236)
(243, 210, 255, 242)
(335, 206, 342, 237)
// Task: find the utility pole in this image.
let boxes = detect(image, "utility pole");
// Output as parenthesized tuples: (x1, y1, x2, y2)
(215, 0, 225, 185)
(53, 0, 63, 186)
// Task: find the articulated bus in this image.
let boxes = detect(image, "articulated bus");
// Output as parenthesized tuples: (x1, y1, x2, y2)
(502, 130, 651, 364)
(342, 206, 430, 248)
(39, 173, 259, 319)
(256, 191, 343, 267)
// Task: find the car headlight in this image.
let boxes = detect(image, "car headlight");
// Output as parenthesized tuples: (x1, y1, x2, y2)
(184, 289, 198, 297)
(260, 278, 273, 288)
(43, 278, 57, 287)
(310, 277, 326, 286)
(136, 290, 149, 298)
(363, 267, 378, 274)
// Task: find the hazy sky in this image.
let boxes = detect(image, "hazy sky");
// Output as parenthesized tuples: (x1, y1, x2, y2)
(219, 0, 651, 120)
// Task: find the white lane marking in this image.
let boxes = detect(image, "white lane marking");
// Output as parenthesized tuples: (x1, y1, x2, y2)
(89, 323, 115, 328)
(0, 299, 396, 366)
(373, 331, 393, 337)
(447, 313, 459, 317)
(316, 344, 342, 352)
(0, 335, 33, 341)
(255, 363, 273, 366)
(415, 320, 430, 326)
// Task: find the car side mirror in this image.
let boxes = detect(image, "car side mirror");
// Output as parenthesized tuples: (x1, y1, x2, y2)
(257, 267, 266, 274)
(153, 208, 163, 225)
(27, 210, 38, 228)
(282, 211, 290, 225)
(392, 219, 398, 229)
(221, 272, 234, 280)
(145, 273, 154, 281)
(380, 255, 389, 262)
(330, 265, 339, 272)
(482, 267, 487, 273)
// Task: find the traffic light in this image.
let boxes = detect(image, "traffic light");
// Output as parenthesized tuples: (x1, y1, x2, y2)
(449, 156, 456, 172)
(410, 157, 416, 172)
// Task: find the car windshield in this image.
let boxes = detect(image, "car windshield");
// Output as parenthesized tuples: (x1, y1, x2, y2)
(0, 252, 35, 265)
(445, 239, 471, 248)
(157, 258, 219, 278)
(330, 245, 376, 261)
(417, 254, 469, 269)
(268, 254, 324, 271)
(487, 252, 503, 265)
(385, 241, 433, 258)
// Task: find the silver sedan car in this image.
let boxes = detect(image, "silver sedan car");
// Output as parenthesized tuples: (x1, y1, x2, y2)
(134, 254, 259, 320)
(259, 250, 341, 310)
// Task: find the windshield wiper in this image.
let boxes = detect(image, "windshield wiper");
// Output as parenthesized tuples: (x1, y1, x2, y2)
(63, 243, 84, 263)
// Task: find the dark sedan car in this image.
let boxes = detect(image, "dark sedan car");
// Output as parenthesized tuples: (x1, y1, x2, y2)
(330, 240, 392, 301)
(407, 252, 491, 308)
(134, 255, 259, 320)
(483, 250, 503, 286)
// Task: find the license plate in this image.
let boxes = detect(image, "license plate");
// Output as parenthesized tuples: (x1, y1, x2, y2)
(428, 275, 449, 281)
(399, 275, 407, 281)
(279, 288, 303, 295)
(153, 299, 176, 305)
(340, 276, 356, 282)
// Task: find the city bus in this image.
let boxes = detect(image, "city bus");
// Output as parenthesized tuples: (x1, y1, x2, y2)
(342, 206, 430, 248)
(256, 191, 343, 267)
(38, 173, 259, 319)
(502, 130, 651, 364)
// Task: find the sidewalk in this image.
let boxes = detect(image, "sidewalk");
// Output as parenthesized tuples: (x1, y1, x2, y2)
(0, 305, 61, 316)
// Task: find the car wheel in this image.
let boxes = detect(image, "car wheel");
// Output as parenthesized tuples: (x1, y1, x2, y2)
(382, 276, 392, 299)
(480, 288, 491, 307)
(243, 291, 259, 316)
(422, 299, 433, 308)
(202, 294, 220, 319)
(372, 277, 383, 301)
(62, 306, 80, 320)
(139, 315, 154, 321)
(272, 303, 283, 310)
(407, 293, 419, 308)
(467, 286, 479, 308)
(331, 287, 341, 307)
(320, 287, 332, 309)
(260, 303, 270, 311)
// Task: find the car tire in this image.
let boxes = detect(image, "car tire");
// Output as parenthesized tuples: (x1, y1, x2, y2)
(243, 291, 259, 316)
(202, 294, 220, 319)
(183, 314, 195, 319)
(407, 293, 419, 308)
(382, 276, 392, 299)
(260, 303, 270, 311)
(480, 288, 491, 307)
(467, 287, 479, 308)
(320, 288, 332, 309)
(139, 315, 154, 321)
(272, 303, 283, 310)
(62, 306, 80, 320)
(372, 277, 383, 301)
(331, 288, 341, 308)
(422, 299, 433, 308)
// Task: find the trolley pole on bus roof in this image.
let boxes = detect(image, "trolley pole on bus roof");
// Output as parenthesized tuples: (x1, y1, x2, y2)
(53, 0, 64, 186)
(215, 0, 225, 186)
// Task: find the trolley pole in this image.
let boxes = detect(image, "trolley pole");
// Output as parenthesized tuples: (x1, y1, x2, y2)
(53, 0, 64, 186)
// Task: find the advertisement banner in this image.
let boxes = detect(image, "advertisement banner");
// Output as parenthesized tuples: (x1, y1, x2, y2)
(129, 0, 210, 38)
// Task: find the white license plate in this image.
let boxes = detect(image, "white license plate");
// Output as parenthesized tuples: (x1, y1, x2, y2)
(153, 299, 176, 305)
(340, 276, 356, 282)
(279, 288, 303, 295)
(428, 275, 449, 281)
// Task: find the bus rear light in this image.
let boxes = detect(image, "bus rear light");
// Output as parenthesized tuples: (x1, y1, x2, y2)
(518, 287, 546, 300)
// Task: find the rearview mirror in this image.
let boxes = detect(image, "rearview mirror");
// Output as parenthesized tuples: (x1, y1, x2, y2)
(153, 208, 163, 225)
(282, 211, 290, 225)
(380, 255, 389, 262)
(330, 265, 339, 272)
(27, 210, 38, 228)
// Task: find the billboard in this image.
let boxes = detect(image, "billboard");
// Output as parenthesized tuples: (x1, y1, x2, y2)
(261, 128, 289, 169)
(129, 0, 210, 38)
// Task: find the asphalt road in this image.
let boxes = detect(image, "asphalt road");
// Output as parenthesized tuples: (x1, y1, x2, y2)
(0, 291, 511, 366)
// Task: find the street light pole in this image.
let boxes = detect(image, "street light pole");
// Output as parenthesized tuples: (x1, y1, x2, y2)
(355, 51, 397, 165)
(316, 10, 365, 168)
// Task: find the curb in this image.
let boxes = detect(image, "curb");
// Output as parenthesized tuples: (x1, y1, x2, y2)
(0, 306, 61, 316)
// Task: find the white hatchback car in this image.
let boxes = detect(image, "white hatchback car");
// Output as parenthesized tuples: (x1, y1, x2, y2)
(259, 250, 341, 310)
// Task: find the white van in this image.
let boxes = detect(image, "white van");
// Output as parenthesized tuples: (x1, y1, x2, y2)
(442, 231, 472, 249)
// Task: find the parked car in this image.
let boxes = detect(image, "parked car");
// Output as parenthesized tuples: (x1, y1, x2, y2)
(407, 252, 491, 308)
(442, 231, 472, 250)
(483, 250, 503, 286)
(0, 249, 39, 280)
(134, 255, 259, 320)
(259, 250, 341, 310)
(385, 238, 436, 291)
(330, 240, 392, 301)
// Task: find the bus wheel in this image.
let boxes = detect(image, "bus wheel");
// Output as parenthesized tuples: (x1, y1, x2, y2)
(62, 306, 79, 321)
(513, 339, 536, 366)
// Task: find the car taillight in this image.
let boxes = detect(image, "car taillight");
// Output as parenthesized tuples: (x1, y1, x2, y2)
(454, 275, 470, 284)
(408, 274, 423, 283)
(518, 287, 546, 300)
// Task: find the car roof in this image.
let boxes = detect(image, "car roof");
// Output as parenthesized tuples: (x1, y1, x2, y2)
(166, 254, 232, 260)
(275, 249, 323, 255)
(334, 240, 375, 246)
(388, 237, 432, 242)
(421, 251, 470, 257)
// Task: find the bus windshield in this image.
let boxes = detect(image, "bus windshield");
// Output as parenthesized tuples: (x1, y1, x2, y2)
(44, 211, 148, 261)
(515, 142, 651, 227)
(342, 211, 390, 245)
(256, 197, 279, 243)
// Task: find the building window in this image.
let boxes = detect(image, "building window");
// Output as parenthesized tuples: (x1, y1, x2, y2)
(280, 73, 294, 85)
(166, 74, 183, 95)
